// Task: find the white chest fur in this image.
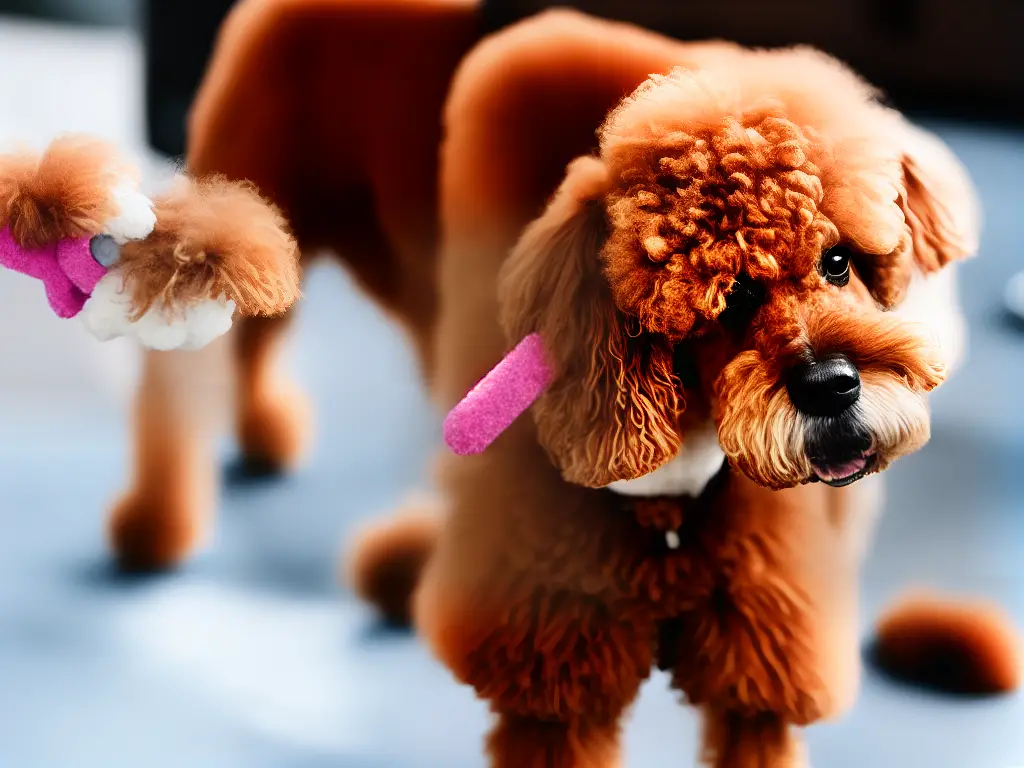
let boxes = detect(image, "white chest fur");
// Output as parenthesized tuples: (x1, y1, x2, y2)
(607, 419, 726, 498)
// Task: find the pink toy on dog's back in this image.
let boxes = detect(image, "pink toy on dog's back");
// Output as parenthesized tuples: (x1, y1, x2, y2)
(444, 333, 553, 455)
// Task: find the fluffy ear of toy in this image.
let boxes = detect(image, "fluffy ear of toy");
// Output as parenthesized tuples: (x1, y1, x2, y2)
(82, 174, 301, 350)
(498, 156, 681, 488)
(872, 591, 1022, 696)
(117, 174, 300, 319)
(0, 135, 135, 248)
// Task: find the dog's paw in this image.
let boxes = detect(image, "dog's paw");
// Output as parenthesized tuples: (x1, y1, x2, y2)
(237, 384, 311, 474)
(108, 490, 207, 572)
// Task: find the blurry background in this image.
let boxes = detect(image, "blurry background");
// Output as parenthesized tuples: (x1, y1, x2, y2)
(0, 1, 1020, 767)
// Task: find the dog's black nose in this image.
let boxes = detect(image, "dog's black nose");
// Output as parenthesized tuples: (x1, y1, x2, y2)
(785, 353, 861, 417)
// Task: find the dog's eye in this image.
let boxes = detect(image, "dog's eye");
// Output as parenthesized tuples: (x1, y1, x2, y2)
(821, 245, 851, 287)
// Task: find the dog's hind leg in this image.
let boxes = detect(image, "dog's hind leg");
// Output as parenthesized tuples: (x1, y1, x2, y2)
(346, 492, 443, 625)
(234, 310, 308, 473)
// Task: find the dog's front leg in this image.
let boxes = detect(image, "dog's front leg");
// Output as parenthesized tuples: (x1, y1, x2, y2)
(417, 570, 649, 768)
(667, 474, 865, 767)
(698, 707, 808, 768)
(413, 447, 655, 768)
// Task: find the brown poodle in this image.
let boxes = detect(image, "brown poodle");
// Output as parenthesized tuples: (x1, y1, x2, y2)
(394, 19, 977, 766)
(119, 1, 1018, 763)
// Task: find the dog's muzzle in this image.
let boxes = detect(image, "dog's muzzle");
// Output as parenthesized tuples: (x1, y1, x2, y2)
(785, 352, 877, 487)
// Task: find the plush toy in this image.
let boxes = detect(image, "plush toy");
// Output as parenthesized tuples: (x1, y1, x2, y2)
(0, 135, 300, 350)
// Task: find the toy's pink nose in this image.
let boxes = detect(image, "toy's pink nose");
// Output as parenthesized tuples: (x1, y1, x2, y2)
(443, 333, 552, 455)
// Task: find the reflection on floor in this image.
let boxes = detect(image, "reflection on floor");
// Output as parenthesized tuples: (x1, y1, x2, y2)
(0, 17, 1021, 768)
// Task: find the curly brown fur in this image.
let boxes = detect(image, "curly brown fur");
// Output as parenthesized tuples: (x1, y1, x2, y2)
(490, 39, 973, 495)
(119, 175, 300, 319)
(600, 103, 839, 336)
(0, 135, 125, 247)
(872, 592, 1022, 695)
(499, 157, 681, 487)
(399, 10, 977, 768)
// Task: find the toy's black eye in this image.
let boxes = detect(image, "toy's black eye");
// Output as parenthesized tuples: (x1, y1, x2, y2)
(821, 245, 851, 287)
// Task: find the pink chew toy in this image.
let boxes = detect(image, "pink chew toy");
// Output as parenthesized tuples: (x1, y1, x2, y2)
(443, 332, 553, 455)
(0, 227, 106, 318)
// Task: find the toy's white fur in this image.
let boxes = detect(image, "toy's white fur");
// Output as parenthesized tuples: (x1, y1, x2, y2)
(104, 180, 156, 245)
(80, 272, 235, 351)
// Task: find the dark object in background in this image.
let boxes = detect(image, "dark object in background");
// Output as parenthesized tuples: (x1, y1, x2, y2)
(0, 0, 1021, 154)
(140, 0, 1018, 156)
(484, 0, 1024, 123)
(144, 0, 236, 158)
(0, 0, 135, 26)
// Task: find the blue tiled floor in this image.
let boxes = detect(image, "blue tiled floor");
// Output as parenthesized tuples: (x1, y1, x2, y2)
(0, 114, 1022, 766)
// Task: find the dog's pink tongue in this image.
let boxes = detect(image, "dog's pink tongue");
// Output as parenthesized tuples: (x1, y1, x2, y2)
(814, 455, 868, 482)
(444, 333, 552, 455)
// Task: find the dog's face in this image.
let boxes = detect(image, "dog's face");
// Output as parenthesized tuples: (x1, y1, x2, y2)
(499, 49, 978, 491)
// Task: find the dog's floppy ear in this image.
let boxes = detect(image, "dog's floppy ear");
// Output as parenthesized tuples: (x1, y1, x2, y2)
(499, 156, 681, 488)
(897, 119, 981, 273)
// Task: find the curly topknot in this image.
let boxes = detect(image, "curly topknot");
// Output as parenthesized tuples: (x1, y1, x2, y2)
(601, 109, 838, 338)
